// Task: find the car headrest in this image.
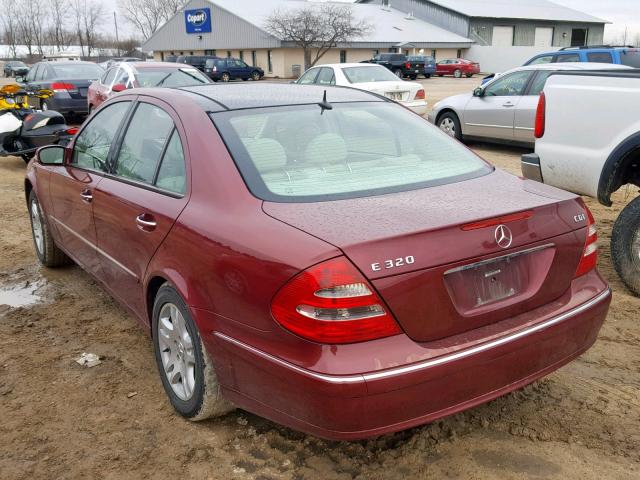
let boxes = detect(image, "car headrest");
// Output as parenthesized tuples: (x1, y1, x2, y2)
(304, 133, 347, 165)
(242, 138, 287, 173)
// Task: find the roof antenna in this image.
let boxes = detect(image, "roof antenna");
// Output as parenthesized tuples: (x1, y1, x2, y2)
(318, 90, 333, 114)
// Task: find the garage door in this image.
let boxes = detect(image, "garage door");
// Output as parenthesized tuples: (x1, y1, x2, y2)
(493, 26, 514, 46)
(535, 27, 554, 47)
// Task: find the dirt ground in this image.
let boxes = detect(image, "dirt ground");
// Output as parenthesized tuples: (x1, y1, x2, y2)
(0, 76, 639, 480)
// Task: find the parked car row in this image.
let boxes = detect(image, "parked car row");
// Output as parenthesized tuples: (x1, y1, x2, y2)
(174, 55, 265, 82)
(364, 53, 479, 79)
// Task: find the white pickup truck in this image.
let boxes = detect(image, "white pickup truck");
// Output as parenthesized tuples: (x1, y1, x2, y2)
(521, 70, 640, 295)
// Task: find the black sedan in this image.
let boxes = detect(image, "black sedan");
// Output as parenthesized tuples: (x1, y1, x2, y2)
(4, 61, 29, 78)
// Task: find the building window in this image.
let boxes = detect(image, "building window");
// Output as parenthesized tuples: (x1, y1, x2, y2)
(179, 51, 184, 55)
(267, 50, 273, 73)
(570, 28, 588, 46)
(339, 50, 347, 63)
(239, 51, 244, 61)
(373, 49, 379, 56)
(204, 49, 215, 56)
(189, 51, 194, 55)
(170, 51, 175, 55)
(456, 49, 462, 58)
(226, 50, 232, 58)
(251, 50, 257, 66)
(431, 49, 436, 59)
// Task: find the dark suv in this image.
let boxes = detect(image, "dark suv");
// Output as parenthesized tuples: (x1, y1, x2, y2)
(365, 53, 423, 79)
(176, 55, 218, 72)
(204, 58, 264, 82)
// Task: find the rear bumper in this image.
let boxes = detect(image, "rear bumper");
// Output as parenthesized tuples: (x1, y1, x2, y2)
(48, 95, 89, 114)
(211, 280, 611, 440)
(402, 100, 428, 116)
(521, 153, 543, 183)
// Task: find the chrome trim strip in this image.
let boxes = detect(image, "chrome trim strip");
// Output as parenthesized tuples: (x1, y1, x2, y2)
(51, 216, 138, 280)
(445, 243, 554, 275)
(465, 123, 512, 129)
(214, 288, 611, 384)
(515, 126, 535, 131)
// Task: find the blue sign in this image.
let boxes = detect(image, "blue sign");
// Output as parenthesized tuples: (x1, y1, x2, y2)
(185, 8, 212, 34)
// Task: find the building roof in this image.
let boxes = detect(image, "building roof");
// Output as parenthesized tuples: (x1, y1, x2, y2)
(149, 0, 473, 48)
(176, 83, 386, 111)
(420, 0, 607, 23)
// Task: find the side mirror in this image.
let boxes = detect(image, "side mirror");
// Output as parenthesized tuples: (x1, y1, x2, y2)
(473, 87, 484, 97)
(15, 75, 25, 84)
(112, 83, 127, 93)
(37, 145, 65, 165)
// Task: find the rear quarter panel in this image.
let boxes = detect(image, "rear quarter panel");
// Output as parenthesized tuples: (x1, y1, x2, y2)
(536, 74, 640, 197)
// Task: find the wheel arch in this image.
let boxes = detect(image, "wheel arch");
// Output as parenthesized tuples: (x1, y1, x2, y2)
(146, 275, 169, 329)
(598, 131, 640, 206)
(24, 178, 33, 205)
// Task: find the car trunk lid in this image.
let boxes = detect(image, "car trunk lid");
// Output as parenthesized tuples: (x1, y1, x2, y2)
(263, 170, 589, 342)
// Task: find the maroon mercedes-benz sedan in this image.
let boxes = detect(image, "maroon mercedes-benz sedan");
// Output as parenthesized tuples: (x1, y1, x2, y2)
(25, 84, 611, 440)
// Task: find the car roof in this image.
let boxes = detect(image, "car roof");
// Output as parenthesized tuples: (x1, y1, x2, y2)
(129, 62, 191, 69)
(316, 63, 386, 69)
(511, 62, 632, 73)
(175, 83, 386, 111)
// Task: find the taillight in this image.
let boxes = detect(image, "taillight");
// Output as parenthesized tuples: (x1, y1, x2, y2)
(51, 82, 76, 93)
(534, 91, 546, 138)
(66, 127, 79, 135)
(271, 257, 402, 344)
(405, 62, 411, 69)
(414, 89, 425, 100)
(575, 200, 598, 277)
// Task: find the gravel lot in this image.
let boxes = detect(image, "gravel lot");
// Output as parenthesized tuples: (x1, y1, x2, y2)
(0, 76, 638, 480)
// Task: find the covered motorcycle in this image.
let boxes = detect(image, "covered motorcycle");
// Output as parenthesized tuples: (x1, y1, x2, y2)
(0, 84, 76, 163)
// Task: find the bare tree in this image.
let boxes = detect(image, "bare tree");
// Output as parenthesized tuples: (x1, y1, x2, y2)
(1, 0, 19, 58)
(265, 4, 372, 70)
(50, 0, 72, 52)
(118, 0, 186, 40)
(72, 0, 104, 57)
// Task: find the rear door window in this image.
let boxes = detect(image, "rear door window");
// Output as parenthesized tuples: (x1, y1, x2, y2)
(586, 52, 613, 63)
(297, 68, 320, 84)
(620, 49, 640, 67)
(526, 70, 553, 95)
(527, 55, 553, 65)
(315, 68, 335, 86)
(113, 103, 175, 185)
(155, 131, 187, 195)
(73, 102, 132, 172)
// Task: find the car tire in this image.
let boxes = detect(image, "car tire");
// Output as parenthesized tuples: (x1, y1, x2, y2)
(251, 71, 261, 81)
(437, 74, 444, 77)
(393, 69, 403, 78)
(152, 284, 234, 421)
(28, 191, 71, 267)
(410, 75, 417, 80)
(221, 72, 230, 82)
(466, 74, 474, 78)
(425, 74, 431, 79)
(437, 112, 462, 141)
(611, 196, 640, 295)
(454, 69, 462, 78)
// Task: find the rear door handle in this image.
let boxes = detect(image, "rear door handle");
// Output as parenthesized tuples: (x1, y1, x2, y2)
(80, 190, 93, 203)
(503, 102, 515, 107)
(136, 214, 157, 231)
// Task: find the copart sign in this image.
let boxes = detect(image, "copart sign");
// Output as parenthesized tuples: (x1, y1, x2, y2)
(185, 8, 212, 34)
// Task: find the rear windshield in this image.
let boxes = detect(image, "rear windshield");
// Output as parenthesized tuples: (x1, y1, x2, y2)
(620, 49, 640, 67)
(342, 66, 400, 83)
(136, 68, 210, 87)
(50, 63, 103, 79)
(213, 103, 492, 202)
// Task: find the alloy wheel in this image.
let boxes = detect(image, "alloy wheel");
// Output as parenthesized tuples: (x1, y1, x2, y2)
(222, 73, 230, 82)
(252, 72, 260, 81)
(440, 118, 456, 137)
(30, 199, 44, 255)
(157, 303, 196, 401)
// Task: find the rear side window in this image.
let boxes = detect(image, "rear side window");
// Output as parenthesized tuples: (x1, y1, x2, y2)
(315, 68, 335, 85)
(586, 52, 613, 63)
(556, 53, 580, 63)
(155, 131, 187, 194)
(484, 70, 532, 96)
(73, 102, 131, 171)
(297, 69, 319, 84)
(114, 103, 174, 184)
(620, 49, 640, 67)
(212, 103, 492, 202)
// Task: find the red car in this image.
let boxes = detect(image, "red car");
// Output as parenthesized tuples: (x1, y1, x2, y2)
(26, 84, 610, 440)
(87, 62, 210, 112)
(436, 58, 481, 78)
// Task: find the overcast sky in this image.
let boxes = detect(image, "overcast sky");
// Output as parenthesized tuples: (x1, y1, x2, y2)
(107, 0, 640, 43)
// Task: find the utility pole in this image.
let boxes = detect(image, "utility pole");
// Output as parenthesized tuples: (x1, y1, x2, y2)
(114, 11, 120, 56)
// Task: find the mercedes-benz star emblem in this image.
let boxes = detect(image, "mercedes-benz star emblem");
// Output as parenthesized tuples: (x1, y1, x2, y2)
(494, 224, 513, 249)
